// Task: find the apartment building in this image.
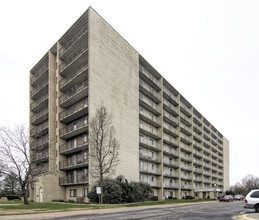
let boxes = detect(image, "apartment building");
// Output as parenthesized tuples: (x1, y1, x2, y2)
(29, 7, 229, 202)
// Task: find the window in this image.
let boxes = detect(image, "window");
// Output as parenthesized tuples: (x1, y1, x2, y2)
(140, 121, 143, 129)
(149, 138, 154, 145)
(251, 191, 259, 198)
(139, 135, 143, 143)
(84, 188, 88, 197)
(140, 161, 143, 171)
(149, 151, 154, 158)
(70, 189, 77, 197)
(140, 175, 143, 182)
(139, 148, 143, 156)
(84, 151, 88, 160)
(84, 134, 88, 142)
(150, 176, 154, 182)
(149, 163, 154, 170)
(170, 179, 173, 184)
(140, 107, 143, 114)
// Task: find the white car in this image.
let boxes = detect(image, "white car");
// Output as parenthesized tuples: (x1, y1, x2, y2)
(244, 189, 259, 212)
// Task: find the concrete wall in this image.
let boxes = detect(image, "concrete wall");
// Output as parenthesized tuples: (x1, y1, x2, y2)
(223, 137, 230, 192)
(88, 8, 140, 187)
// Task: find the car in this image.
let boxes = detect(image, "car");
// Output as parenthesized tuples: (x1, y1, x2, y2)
(234, 195, 244, 201)
(244, 189, 259, 212)
(219, 195, 234, 202)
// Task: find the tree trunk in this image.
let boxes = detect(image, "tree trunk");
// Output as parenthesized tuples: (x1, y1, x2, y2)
(100, 173, 104, 204)
(22, 186, 30, 205)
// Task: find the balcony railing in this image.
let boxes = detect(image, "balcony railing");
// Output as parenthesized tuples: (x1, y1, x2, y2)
(31, 164, 49, 176)
(31, 135, 49, 150)
(163, 86, 178, 104)
(163, 171, 179, 178)
(30, 107, 48, 125)
(59, 61, 88, 91)
(180, 134, 192, 144)
(139, 153, 161, 163)
(181, 175, 193, 181)
(139, 64, 160, 88)
(59, 26, 88, 58)
(139, 137, 161, 151)
(139, 108, 161, 127)
(163, 147, 179, 157)
(59, 174, 88, 186)
(163, 98, 179, 114)
(140, 167, 160, 176)
(180, 123, 192, 135)
(163, 110, 179, 126)
(31, 151, 49, 163)
(59, 135, 88, 155)
(193, 150, 202, 157)
(193, 159, 203, 166)
(163, 183, 179, 189)
(193, 168, 203, 174)
(180, 143, 192, 153)
(180, 164, 192, 171)
(30, 121, 49, 137)
(181, 184, 192, 190)
(193, 124, 202, 134)
(163, 134, 178, 147)
(163, 160, 179, 168)
(30, 65, 49, 86)
(59, 156, 88, 170)
(139, 93, 161, 115)
(59, 98, 88, 123)
(59, 43, 88, 74)
(180, 113, 192, 125)
(59, 80, 88, 107)
(59, 117, 88, 139)
(30, 94, 48, 112)
(180, 153, 192, 162)
(139, 79, 161, 101)
(139, 123, 160, 139)
(163, 122, 179, 137)
(180, 102, 192, 116)
(30, 78, 49, 98)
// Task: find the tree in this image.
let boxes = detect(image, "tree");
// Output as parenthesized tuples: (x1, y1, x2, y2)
(89, 105, 120, 203)
(2, 172, 20, 195)
(0, 125, 32, 205)
(241, 174, 259, 193)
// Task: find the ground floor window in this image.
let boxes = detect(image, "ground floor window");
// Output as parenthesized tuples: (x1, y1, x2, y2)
(70, 189, 77, 197)
(84, 188, 88, 197)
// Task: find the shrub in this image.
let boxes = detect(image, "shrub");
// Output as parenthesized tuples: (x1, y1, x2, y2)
(185, 195, 194, 200)
(68, 199, 75, 203)
(168, 196, 177, 200)
(6, 195, 21, 200)
(149, 196, 158, 201)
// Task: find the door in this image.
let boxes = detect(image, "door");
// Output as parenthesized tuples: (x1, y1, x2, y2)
(39, 188, 43, 202)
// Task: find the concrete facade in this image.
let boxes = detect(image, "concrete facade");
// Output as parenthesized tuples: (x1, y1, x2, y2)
(29, 7, 229, 202)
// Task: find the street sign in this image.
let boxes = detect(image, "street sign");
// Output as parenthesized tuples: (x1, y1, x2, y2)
(96, 187, 101, 194)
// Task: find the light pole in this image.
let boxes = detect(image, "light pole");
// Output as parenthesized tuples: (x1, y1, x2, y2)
(214, 184, 217, 200)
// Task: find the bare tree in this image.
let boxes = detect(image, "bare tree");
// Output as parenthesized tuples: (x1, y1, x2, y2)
(241, 174, 259, 193)
(0, 125, 31, 204)
(89, 105, 120, 203)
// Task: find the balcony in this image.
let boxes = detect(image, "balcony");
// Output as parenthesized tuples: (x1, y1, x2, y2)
(139, 167, 160, 176)
(163, 160, 179, 168)
(30, 107, 48, 125)
(31, 151, 49, 164)
(163, 183, 179, 189)
(203, 140, 211, 148)
(163, 98, 179, 117)
(181, 184, 192, 190)
(193, 133, 202, 143)
(193, 150, 202, 158)
(59, 61, 88, 92)
(193, 168, 203, 175)
(203, 146, 211, 155)
(59, 26, 88, 59)
(180, 143, 192, 153)
(31, 135, 49, 151)
(193, 159, 203, 166)
(203, 133, 211, 141)
(193, 141, 203, 150)
(59, 43, 88, 76)
(180, 134, 192, 145)
(163, 171, 179, 179)
(163, 147, 179, 158)
(31, 164, 49, 176)
(139, 93, 161, 116)
(59, 98, 88, 123)
(59, 157, 88, 170)
(180, 164, 192, 171)
(59, 80, 88, 108)
(203, 162, 212, 170)
(139, 79, 161, 103)
(181, 175, 193, 181)
(139, 64, 160, 90)
(163, 110, 179, 127)
(203, 124, 210, 134)
(139, 108, 161, 128)
(139, 153, 161, 164)
(193, 116, 202, 126)
(30, 65, 48, 86)
(193, 124, 202, 134)
(59, 174, 88, 186)
(203, 172, 212, 178)
(60, 136, 88, 155)
(163, 86, 178, 106)
(31, 79, 49, 100)
(30, 93, 48, 113)
(193, 177, 203, 182)
(180, 153, 192, 162)
(180, 124, 192, 136)
(59, 117, 88, 139)
(139, 123, 161, 140)
(163, 122, 179, 137)
(139, 137, 161, 152)
(163, 134, 178, 147)
(30, 121, 49, 138)
(203, 154, 211, 162)
(211, 139, 217, 146)
(180, 102, 192, 117)
(180, 113, 192, 127)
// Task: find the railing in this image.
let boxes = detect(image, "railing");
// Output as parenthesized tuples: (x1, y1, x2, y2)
(180, 143, 192, 152)
(193, 123, 202, 132)
(163, 183, 179, 188)
(59, 117, 88, 137)
(181, 184, 192, 190)
(180, 113, 192, 124)
(163, 171, 179, 178)
(193, 150, 202, 157)
(30, 107, 48, 123)
(59, 98, 88, 121)
(59, 175, 88, 185)
(31, 164, 49, 175)
(163, 146, 179, 157)
(140, 123, 160, 137)
(163, 122, 178, 135)
(203, 133, 211, 141)
(163, 110, 179, 125)
(139, 93, 161, 113)
(139, 153, 161, 163)
(203, 163, 212, 169)
(59, 26, 88, 57)
(193, 116, 202, 125)
(30, 94, 48, 110)
(181, 175, 193, 180)
(30, 65, 48, 85)
(180, 153, 192, 161)
(59, 156, 88, 169)
(180, 102, 192, 115)
(59, 43, 88, 73)
(139, 137, 160, 150)
(139, 167, 160, 175)
(31, 135, 49, 149)
(163, 134, 178, 146)
(180, 134, 192, 143)
(193, 160, 203, 166)
(139, 79, 161, 100)
(30, 121, 49, 137)
(139, 64, 160, 87)
(59, 80, 88, 105)
(163, 86, 178, 103)
(163, 98, 179, 114)
(180, 164, 192, 171)
(193, 168, 203, 174)
(180, 123, 192, 134)
(31, 78, 49, 98)
(139, 108, 161, 125)
(31, 151, 49, 162)
(59, 61, 88, 89)
(163, 160, 179, 167)
(59, 135, 88, 154)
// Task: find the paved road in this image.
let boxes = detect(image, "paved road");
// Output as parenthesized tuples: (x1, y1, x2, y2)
(55, 201, 257, 220)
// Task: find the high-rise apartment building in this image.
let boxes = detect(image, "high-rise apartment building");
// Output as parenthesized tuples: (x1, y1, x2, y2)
(29, 7, 229, 202)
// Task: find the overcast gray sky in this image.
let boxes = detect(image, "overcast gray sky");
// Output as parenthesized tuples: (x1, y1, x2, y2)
(0, 0, 258, 186)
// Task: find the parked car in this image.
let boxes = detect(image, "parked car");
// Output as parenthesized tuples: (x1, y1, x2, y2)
(234, 195, 244, 201)
(219, 195, 234, 202)
(244, 189, 259, 212)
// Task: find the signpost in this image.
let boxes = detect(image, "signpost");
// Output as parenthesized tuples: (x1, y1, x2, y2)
(96, 187, 101, 208)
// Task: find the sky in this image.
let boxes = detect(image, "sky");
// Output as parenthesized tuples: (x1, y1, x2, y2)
(0, 0, 258, 186)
